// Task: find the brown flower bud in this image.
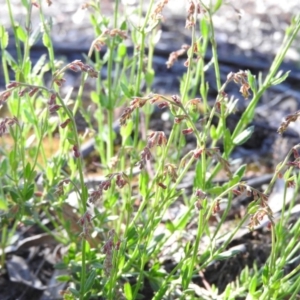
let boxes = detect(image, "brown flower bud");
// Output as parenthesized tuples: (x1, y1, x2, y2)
(60, 118, 71, 128)
(182, 128, 193, 135)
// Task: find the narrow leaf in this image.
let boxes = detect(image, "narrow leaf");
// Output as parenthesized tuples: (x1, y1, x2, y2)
(233, 126, 254, 145)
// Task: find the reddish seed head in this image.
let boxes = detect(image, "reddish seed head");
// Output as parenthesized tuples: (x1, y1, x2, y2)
(49, 104, 62, 114)
(18, 89, 27, 97)
(158, 182, 167, 189)
(60, 118, 71, 128)
(182, 128, 193, 135)
(73, 145, 81, 158)
(193, 148, 203, 159)
(6, 82, 19, 89)
(34, 191, 43, 197)
(171, 95, 181, 104)
(157, 101, 169, 109)
(0, 91, 11, 102)
(28, 87, 39, 97)
(212, 200, 220, 214)
(32, 1, 39, 8)
(232, 189, 242, 196)
(69, 64, 81, 72)
(195, 189, 206, 199)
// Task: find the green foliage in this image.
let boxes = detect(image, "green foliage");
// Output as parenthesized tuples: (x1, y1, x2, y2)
(0, 1, 300, 300)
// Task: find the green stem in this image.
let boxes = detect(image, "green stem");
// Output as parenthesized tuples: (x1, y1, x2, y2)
(6, 0, 22, 64)
(133, 0, 155, 147)
(38, 0, 55, 73)
(185, 207, 205, 288)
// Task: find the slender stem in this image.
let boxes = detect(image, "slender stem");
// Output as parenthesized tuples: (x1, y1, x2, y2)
(80, 239, 87, 300)
(185, 207, 205, 288)
(6, 0, 22, 64)
(133, 0, 155, 147)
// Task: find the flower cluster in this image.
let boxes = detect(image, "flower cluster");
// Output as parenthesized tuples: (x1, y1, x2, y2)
(47, 93, 62, 114)
(166, 44, 189, 68)
(72, 145, 81, 158)
(103, 230, 121, 277)
(120, 97, 148, 126)
(78, 211, 93, 238)
(277, 110, 300, 134)
(0, 90, 12, 105)
(194, 189, 207, 210)
(137, 131, 167, 169)
(68, 60, 98, 78)
(227, 71, 251, 99)
(0, 117, 19, 137)
(193, 147, 232, 177)
(187, 98, 203, 113)
(93, 29, 127, 51)
(88, 173, 128, 204)
(186, 0, 204, 28)
(54, 179, 70, 197)
(1, 82, 44, 106)
(285, 147, 300, 171)
(232, 183, 272, 230)
(151, 0, 169, 21)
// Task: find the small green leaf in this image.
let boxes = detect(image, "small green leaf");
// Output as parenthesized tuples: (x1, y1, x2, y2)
(42, 32, 51, 48)
(9, 149, 17, 170)
(120, 20, 127, 31)
(56, 275, 71, 282)
(24, 162, 32, 181)
(145, 68, 155, 87)
(247, 202, 260, 215)
(262, 265, 269, 286)
(0, 157, 8, 176)
(3, 50, 17, 70)
(124, 282, 133, 300)
(174, 210, 192, 231)
(16, 69, 25, 83)
(228, 175, 240, 187)
(194, 160, 204, 189)
(16, 26, 27, 43)
(32, 54, 47, 76)
(90, 91, 100, 104)
(21, 0, 29, 9)
(0, 197, 8, 211)
(271, 70, 290, 85)
(233, 126, 254, 145)
(9, 189, 19, 203)
(249, 276, 257, 294)
(0, 26, 9, 49)
(69, 288, 80, 298)
(224, 128, 232, 154)
(54, 262, 68, 270)
(181, 264, 189, 289)
(247, 71, 257, 94)
(84, 270, 96, 293)
(117, 43, 127, 58)
(213, 0, 223, 13)
(23, 183, 34, 201)
(120, 119, 133, 140)
(120, 81, 132, 98)
(208, 185, 224, 195)
(23, 58, 32, 79)
(139, 171, 149, 198)
(99, 93, 109, 108)
(165, 220, 175, 233)
(29, 25, 41, 47)
(210, 124, 217, 140)
(200, 18, 209, 39)
(234, 164, 246, 179)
